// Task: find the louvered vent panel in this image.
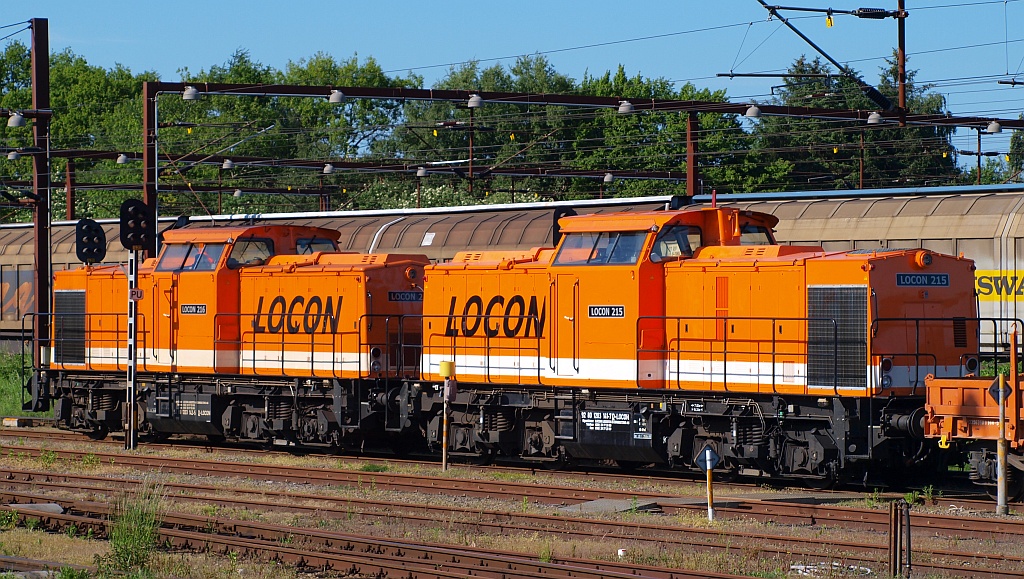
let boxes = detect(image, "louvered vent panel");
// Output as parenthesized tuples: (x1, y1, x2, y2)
(54, 291, 86, 365)
(807, 286, 867, 389)
(953, 318, 967, 348)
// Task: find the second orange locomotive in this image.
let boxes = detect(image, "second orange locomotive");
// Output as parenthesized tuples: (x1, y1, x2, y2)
(42, 201, 978, 485)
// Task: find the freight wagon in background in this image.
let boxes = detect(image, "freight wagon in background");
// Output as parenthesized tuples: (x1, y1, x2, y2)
(5, 183, 1024, 345)
(4, 184, 1024, 345)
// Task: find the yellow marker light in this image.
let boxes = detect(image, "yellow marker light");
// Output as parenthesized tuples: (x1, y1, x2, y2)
(939, 433, 950, 449)
(833, 147, 839, 154)
(433, 129, 438, 137)
(826, 14, 834, 27)
(187, 127, 192, 134)
(510, 133, 515, 141)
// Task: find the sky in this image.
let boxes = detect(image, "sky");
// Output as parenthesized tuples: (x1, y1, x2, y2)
(6, 1, 1024, 158)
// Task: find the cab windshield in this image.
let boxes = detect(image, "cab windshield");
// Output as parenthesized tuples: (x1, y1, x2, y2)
(297, 237, 338, 254)
(554, 231, 648, 265)
(156, 242, 226, 272)
(740, 224, 774, 245)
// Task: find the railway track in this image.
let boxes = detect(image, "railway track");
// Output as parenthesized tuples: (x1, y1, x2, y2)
(0, 466, 1020, 577)
(2, 440, 1015, 531)
(0, 425, 990, 504)
(0, 471, 1015, 573)
(6, 440, 1024, 569)
(1, 489, 741, 579)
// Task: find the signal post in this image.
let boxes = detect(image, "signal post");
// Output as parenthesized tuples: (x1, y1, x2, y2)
(119, 199, 155, 450)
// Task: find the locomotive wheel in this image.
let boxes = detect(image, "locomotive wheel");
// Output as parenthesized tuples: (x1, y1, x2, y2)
(985, 470, 1024, 502)
(87, 424, 108, 441)
(542, 449, 573, 471)
(615, 460, 650, 473)
(471, 448, 496, 466)
(802, 465, 838, 490)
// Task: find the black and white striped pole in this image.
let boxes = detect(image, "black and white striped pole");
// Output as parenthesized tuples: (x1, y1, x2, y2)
(126, 249, 140, 450)
(119, 199, 155, 451)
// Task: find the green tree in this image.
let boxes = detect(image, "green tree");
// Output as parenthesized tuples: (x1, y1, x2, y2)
(1008, 114, 1024, 180)
(0, 43, 157, 221)
(167, 49, 421, 214)
(751, 54, 958, 191)
(377, 55, 581, 204)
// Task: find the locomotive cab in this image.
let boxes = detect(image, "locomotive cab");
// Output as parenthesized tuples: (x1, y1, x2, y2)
(147, 226, 342, 374)
(549, 208, 779, 387)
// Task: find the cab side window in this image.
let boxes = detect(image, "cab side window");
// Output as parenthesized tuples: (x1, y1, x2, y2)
(650, 225, 702, 261)
(227, 239, 274, 269)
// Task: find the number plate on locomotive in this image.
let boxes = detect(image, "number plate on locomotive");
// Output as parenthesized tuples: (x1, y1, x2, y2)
(588, 305, 624, 318)
(896, 273, 949, 287)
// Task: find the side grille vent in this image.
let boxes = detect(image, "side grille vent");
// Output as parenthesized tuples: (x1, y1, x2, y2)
(53, 291, 86, 365)
(807, 286, 867, 389)
(953, 318, 967, 348)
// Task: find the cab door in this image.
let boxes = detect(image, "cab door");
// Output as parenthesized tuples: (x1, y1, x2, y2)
(150, 242, 225, 372)
(555, 274, 578, 376)
(552, 230, 649, 381)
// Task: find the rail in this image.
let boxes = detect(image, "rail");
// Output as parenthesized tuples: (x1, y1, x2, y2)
(640, 314, 975, 394)
(32, 310, 419, 381)
(28, 311, 149, 372)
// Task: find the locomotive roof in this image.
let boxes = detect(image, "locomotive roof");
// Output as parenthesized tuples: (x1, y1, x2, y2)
(161, 224, 341, 244)
(557, 206, 780, 233)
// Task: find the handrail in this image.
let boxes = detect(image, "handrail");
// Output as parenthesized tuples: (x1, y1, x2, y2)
(415, 313, 544, 385)
(870, 316, 1024, 389)
(637, 314, 840, 392)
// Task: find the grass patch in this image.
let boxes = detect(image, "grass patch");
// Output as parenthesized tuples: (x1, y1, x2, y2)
(55, 568, 91, 579)
(359, 462, 390, 473)
(98, 478, 164, 576)
(0, 351, 46, 418)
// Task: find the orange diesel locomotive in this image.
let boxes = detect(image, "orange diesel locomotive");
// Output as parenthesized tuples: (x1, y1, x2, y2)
(419, 205, 978, 483)
(47, 224, 428, 443)
(40, 203, 979, 485)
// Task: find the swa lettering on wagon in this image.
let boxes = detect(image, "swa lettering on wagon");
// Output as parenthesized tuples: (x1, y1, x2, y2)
(976, 272, 1024, 300)
(252, 295, 343, 334)
(444, 295, 546, 338)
